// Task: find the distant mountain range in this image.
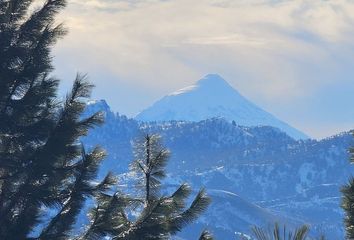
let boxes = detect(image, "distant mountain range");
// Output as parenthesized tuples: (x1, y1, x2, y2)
(136, 74, 308, 140)
(82, 100, 354, 239)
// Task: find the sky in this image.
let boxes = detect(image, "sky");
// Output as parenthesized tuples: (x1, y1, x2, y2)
(51, 0, 354, 139)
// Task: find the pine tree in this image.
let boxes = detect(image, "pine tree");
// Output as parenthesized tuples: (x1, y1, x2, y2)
(0, 1, 115, 239)
(82, 134, 213, 240)
(252, 223, 309, 240)
(342, 131, 354, 239)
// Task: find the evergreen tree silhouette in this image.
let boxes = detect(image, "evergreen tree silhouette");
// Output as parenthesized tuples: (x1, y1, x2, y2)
(0, 1, 114, 239)
(342, 131, 354, 239)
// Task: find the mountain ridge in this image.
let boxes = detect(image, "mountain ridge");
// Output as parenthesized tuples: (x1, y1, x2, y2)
(82, 99, 353, 239)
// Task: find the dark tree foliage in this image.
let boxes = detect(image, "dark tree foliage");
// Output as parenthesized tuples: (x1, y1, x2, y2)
(0, 1, 115, 239)
(199, 230, 214, 240)
(342, 131, 354, 239)
(252, 223, 309, 240)
(82, 134, 213, 240)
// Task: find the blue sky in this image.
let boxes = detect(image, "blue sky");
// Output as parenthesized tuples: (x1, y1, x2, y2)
(52, 0, 354, 139)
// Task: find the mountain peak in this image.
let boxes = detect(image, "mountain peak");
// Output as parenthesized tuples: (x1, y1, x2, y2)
(135, 74, 309, 140)
(169, 74, 234, 97)
(198, 73, 234, 89)
(198, 73, 228, 85)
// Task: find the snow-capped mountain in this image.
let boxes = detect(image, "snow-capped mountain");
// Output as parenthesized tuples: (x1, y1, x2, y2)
(135, 74, 308, 140)
(82, 100, 354, 239)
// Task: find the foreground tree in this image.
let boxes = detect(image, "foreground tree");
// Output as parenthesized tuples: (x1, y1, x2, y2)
(342, 131, 354, 239)
(82, 134, 213, 240)
(252, 223, 309, 240)
(0, 1, 116, 239)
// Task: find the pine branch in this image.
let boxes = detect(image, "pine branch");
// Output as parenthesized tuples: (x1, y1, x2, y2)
(81, 192, 132, 240)
(38, 145, 106, 239)
(252, 223, 309, 240)
(169, 183, 191, 212)
(0, 75, 102, 238)
(169, 188, 211, 234)
(199, 230, 214, 240)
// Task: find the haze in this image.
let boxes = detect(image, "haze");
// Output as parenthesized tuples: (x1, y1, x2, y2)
(52, 0, 354, 139)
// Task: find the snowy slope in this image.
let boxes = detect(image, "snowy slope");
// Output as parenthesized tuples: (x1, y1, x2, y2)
(135, 74, 308, 140)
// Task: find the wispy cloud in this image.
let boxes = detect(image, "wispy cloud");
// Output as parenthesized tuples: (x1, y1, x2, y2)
(183, 34, 268, 46)
(69, 0, 170, 12)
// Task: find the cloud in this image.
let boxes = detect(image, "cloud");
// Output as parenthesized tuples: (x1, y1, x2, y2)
(53, 0, 354, 137)
(68, 0, 170, 12)
(183, 34, 268, 46)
